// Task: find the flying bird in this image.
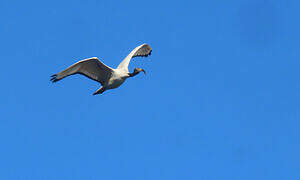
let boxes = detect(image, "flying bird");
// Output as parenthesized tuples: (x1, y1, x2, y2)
(50, 43, 152, 95)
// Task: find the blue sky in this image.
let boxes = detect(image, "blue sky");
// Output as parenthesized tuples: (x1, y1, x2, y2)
(0, 0, 299, 179)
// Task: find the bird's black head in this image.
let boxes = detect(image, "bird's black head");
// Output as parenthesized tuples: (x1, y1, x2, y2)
(129, 68, 146, 77)
(134, 68, 146, 74)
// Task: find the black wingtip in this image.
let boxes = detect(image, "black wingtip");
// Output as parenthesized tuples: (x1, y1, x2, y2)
(145, 50, 152, 57)
(50, 74, 58, 83)
(141, 50, 152, 57)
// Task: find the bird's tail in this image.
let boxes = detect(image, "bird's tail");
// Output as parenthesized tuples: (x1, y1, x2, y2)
(93, 87, 105, 95)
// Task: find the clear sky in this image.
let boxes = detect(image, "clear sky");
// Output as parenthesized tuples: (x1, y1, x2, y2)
(0, 0, 299, 179)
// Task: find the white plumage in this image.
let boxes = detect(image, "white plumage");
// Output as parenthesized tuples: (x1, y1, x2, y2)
(51, 44, 152, 95)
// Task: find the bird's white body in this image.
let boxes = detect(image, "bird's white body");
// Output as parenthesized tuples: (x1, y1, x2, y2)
(105, 68, 129, 89)
(51, 44, 152, 95)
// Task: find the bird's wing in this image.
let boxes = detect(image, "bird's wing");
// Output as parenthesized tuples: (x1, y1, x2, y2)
(117, 43, 152, 70)
(50, 57, 113, 85)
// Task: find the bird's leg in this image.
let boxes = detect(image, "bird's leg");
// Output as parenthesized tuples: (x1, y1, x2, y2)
(93, 87, 106, 95)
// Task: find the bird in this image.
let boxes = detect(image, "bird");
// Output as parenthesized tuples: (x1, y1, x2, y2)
(50, 43, 152, 95)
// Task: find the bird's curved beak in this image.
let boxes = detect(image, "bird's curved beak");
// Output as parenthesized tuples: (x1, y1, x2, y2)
(141, 69, 146, 75)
